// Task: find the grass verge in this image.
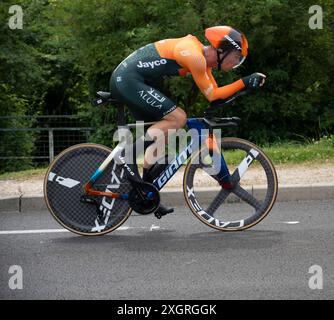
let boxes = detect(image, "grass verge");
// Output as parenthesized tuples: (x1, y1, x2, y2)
(1, 136, 333, 180)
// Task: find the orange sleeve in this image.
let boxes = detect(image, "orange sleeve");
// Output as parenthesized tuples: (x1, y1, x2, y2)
(174, 45, 245, 102)
(206, 68, 218, 89)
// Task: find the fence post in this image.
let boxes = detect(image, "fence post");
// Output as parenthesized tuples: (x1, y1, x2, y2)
(48, 128, 54, 163)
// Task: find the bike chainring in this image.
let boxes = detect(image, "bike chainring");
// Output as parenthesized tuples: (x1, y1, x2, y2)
(128, 182, 160, 215)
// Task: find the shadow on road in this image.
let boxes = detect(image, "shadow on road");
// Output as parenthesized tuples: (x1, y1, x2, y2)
(52, 229, 284, 252)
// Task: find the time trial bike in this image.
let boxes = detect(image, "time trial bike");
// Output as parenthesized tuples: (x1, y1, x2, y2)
(44, 90, 278, 236)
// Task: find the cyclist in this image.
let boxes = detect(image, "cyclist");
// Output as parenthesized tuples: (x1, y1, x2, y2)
(110, 26, 266, 216)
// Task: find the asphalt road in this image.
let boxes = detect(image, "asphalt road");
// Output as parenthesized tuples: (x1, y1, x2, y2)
(0, 200, 333, 300)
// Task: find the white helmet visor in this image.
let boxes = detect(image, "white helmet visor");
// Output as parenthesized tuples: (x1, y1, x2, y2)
(233, 55, 246, 69)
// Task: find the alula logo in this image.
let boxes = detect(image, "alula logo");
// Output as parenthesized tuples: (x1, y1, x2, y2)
(138, 88, 166, 109)
(137, 59, 167, 69)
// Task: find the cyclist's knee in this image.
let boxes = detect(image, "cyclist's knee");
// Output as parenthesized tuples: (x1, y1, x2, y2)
(165, 107, 187, 128)
(177, 108, 187, 127)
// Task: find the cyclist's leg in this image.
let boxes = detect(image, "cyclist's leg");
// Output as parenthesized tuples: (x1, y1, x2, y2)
(110, 71, 187, 169)
(144, 107, 187, 169)
(110, 73, 186, 216)
(137, 74, 187, 168)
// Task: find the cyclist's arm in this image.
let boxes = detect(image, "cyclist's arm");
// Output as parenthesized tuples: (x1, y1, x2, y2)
(175, 49, 245, 101)
(206, 68, 218, 89)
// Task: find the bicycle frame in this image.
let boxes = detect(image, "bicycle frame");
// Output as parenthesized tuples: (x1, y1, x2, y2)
(84, 118, 232, 198)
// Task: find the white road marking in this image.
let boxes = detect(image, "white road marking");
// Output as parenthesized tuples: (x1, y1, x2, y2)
(0, 226, 130, 235)
(150, 224, 160, 231)
(268, 221, 300, 225)
(0, 229, 69, 235)
(283, 221, 300, 224)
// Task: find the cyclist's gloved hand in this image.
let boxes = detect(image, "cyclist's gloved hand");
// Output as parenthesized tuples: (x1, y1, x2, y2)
(242, 73, 266, 90)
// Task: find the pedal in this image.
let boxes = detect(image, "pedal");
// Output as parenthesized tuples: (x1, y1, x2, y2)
(155, 212, 162, 219)
(154, 205, 174, 219)
(154, 211, 172, 219)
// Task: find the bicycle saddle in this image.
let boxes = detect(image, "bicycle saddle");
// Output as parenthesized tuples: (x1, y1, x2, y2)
(92, 91, 120, 106)
(97, 91, 112, 100)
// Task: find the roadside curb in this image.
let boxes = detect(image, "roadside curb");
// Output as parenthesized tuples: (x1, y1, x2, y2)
(1, 184, 334, 213)
(160, 184, 334, 206)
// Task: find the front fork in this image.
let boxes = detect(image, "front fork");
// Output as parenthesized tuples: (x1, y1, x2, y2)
(204, 133, 234, 190)
(186, 118, 233, 190)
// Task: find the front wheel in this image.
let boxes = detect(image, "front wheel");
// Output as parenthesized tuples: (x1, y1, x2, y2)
(183, 137, 278, 231)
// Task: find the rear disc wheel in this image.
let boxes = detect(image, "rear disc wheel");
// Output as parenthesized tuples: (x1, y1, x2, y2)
(44, 143, 132, 236)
